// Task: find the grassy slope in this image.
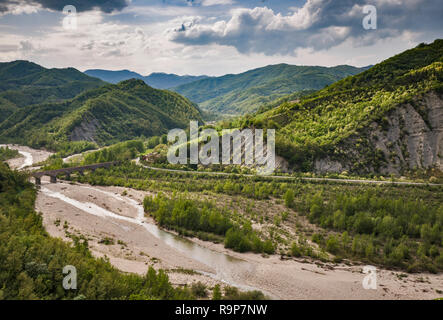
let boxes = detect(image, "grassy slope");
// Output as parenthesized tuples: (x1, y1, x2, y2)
(173, 64, 369, 115)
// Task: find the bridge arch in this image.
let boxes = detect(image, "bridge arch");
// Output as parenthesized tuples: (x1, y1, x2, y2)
(32, 162, 120, 185)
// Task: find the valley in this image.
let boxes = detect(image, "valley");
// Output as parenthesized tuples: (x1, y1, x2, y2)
(4, 144, 442, 300)
(0, 40, 442, 302)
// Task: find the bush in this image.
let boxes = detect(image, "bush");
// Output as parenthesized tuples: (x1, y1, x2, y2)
(284, 189, 295, 208)
(326, 235, 340, 254)
(191, 282, 207, 298)
(290, 242, 302, 257)
(212, 285, 222, 300)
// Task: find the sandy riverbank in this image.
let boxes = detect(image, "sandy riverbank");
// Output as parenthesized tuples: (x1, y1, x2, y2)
(36, 179, 223, 290)
(35, 180, 443, 300)
(0, 144, 53, 170)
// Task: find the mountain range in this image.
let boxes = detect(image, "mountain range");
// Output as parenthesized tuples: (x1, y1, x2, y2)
(172, 64, 371, 116)
(1, 39, 441, 176)
(0, 62, 202, 151)
(84, 69, 208, 89)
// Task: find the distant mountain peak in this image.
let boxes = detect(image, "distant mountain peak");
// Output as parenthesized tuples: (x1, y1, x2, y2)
(116, 78, 150, 89)
(84, 69, 209, 89)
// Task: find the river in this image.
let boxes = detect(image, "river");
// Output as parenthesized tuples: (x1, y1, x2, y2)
(40, 183, 263, 294)
(10, 145, 441, 299)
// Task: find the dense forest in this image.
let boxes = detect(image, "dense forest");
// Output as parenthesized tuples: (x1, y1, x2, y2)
(294, 190, 443, 272)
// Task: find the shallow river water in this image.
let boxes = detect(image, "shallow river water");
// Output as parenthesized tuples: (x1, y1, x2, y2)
(41, 184, 265, 294)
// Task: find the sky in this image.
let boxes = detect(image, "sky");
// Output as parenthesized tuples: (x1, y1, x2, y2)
(0, 0, 442, 76)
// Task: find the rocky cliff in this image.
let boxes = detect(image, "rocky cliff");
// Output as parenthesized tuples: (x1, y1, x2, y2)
(314, 91, 443, 175)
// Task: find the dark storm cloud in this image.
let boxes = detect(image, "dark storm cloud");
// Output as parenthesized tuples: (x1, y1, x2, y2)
(0, 0, 129, 13)
(168, 0, 443, 55)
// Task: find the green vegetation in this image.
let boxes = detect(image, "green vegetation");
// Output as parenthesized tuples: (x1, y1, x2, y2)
(0, 162, 196, 299)
(54, 141, 99, 159)
(143, 193, 274, 254)
(69, 162, 442, 272)
(0, 146, 20, 161)
(41, 140, 146, 172)
(212, 284, 222, 300)
(173, 64, 368, 115)
(222, 286, 266, 300)
(0, 60, 105, 123)
(0, 76, 202, 153)
(190, 282, 207, 298)
(295, 190, 443, 272)
(223, 39, 443, 173)
(83, 140, 145, 164)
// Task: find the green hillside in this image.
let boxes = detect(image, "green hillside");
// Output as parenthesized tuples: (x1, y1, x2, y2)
(0, 79, 203, 151)
(226, 40, 443, 173)
(0, 61, 105, 122)
(173, 64, 369, 115)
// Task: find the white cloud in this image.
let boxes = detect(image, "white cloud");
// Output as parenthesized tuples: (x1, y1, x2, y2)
(201, 0, 234, 6)
(0, 0, 441, 76)
(0, 1, 41, 15)
(169, 0, 443, 55)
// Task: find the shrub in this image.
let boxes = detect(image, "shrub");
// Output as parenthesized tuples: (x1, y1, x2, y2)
(212, 285, 222, 300)
(284, 189, 295, 208)
(290, 242, 302, 257)
(191, 282, 207, 298)
(326, 236, 340, 254)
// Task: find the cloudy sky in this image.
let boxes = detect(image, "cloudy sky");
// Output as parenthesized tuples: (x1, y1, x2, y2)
(0, 0, 442, 76)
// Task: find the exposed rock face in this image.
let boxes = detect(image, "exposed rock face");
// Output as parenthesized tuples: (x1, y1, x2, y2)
(314, 158, 345, 173)
(69, 118, 100, 143)
(314, 91, 443, 175)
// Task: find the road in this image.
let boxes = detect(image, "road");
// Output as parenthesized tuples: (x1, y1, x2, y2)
(135, 160, 441, 187)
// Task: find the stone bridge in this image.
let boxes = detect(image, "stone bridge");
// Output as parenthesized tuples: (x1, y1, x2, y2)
(32, 161, 120, 185)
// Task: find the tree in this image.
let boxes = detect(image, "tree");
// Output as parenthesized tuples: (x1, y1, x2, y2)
(284, 189, 295, 208)
(326, 235, 340, 254)
(212, 285, 222, 300)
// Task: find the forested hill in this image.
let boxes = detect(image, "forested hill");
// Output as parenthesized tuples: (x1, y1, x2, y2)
(236, 39, 443, 175)
(0, 78, 203, 151)
(0, 60, 105, 123)
(172, 64, 370, 116)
